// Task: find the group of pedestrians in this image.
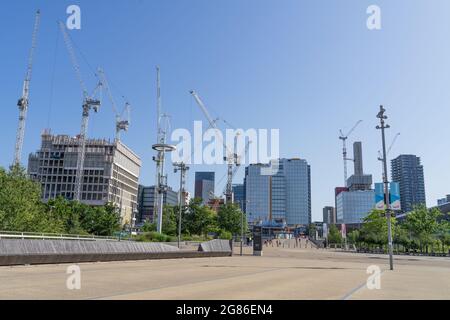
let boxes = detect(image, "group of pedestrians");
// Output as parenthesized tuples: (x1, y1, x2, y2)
(263, 236, 315, 249)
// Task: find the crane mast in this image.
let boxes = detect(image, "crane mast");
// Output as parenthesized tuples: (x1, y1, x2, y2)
(97, 68, 130, 141)
(222, 139, 252, 196)
(339, 120, 362, 186)
(190, 90, 238, 204)
(13, 10, 41, 167)
(59, 21, 102, 202)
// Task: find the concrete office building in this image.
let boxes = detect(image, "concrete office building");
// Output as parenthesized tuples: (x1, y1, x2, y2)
(336, 142, 375, 224)
(194, 172, 215, 204)
(323, 206, 336, 224)
(391, 154, 426, 213)
(245, 158, 311, 226)
(28, 131, 142, 224)
(137, 185, 179, 222)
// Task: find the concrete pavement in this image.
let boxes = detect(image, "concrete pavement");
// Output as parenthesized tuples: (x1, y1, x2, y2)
(0, 240, 449, 300)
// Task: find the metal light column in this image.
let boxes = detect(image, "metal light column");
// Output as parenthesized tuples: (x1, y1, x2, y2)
(152, 67, 176, 234)
(174, 162, 189, 248)
(241, 203, 244, 256)
(376, 105, 394, 271)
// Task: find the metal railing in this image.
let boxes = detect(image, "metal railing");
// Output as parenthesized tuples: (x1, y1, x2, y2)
(0, 231, 134, 242)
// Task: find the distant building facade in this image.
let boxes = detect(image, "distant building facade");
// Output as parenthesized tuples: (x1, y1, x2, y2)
(336, 142, 375, 224)
(437, 195, 450, 206)
(194, 172, 215, 204)
(323, 206, 336, 224)
(28, 131, 141, 224)
(336, 190, 375, 224)
(232, 184, 246, 211)
(137, 185, 179, 222)
(391, 155, 426, 213)
(245, 158, 311, 226)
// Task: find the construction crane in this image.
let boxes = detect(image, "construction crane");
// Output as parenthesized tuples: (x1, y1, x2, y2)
(13, 10, 41, 167)
(59, 21, 102, 202)
(97, 68, 130, 141)
(221, 139, 253, 197)
(190, 90, 239, 204)
(378, 132, 400, 180)
(339, 120, 363, 186)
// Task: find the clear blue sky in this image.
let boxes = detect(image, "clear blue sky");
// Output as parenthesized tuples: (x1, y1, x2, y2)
(1, 0, 449, 221)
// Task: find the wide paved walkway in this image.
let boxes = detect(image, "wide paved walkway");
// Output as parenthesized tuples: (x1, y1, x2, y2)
(0, 242, 449, 300)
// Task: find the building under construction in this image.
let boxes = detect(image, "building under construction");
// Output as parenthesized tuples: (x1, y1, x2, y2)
(27, 131, 142, 225)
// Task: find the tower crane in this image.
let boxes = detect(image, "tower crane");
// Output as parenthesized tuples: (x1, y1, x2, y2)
(59, 21, 102, 202)
(190, 90, 238, 204)
(97, 68, 130, 141)
(339, 120, 363, 186)
(378, 132, 400, 180)
(13, 10, 41, 167)
(221, 139, 253, 196)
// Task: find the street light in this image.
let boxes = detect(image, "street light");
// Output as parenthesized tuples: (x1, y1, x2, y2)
(237, 200, 250, 256)
(152, 143, 176, 234)
(376, 105, 394, 271)
(174, 162, 189, 249)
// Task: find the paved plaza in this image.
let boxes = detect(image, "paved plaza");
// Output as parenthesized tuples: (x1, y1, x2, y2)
(0, 239, 449, 300)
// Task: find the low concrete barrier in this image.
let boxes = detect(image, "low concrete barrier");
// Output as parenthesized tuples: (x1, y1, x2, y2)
(0, 239, 231, 266)
(198, 239, 232, 253)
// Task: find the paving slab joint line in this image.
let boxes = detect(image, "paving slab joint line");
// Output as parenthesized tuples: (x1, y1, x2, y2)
(88, 266, 283, 300)
(342, 270, 386, 300)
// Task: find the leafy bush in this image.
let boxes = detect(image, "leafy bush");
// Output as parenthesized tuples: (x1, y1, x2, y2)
(217, 229, 232, 240)
(141, 221, 157, 233)
(135, 232, 176, 243)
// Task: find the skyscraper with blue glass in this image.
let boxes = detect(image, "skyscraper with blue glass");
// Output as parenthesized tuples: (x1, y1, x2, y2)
(244, 158, 311, 226)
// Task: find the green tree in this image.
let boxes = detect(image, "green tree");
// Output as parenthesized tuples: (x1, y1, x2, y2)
(404, 205, 442, 253)
(44, 196, 83, 234)
(141, 221, 157, 233)
(360, 210, 397, 249)
(347, 230, 360, 246)
(435, 221, 450, 253)
(0, 166, 121, 236)
(0, 166, 48, 232)
(184, 199, 216, 238)
(328, 224, 342, 244)
(394, 226, 411, 253)
(80, 203, 121, 236)
(217, 203, 247, 235)
(217, 229, 233, 240)
(161, 205, 177, 236)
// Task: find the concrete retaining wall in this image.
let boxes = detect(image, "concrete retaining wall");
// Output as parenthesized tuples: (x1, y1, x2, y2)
(199, 239, 232, 252)
(0, 239, 231, 266)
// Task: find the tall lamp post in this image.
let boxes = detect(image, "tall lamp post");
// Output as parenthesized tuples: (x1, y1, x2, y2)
(174, 162, 189, 248)
(376, 105, 394, 271)
(238, 200, 250, 256)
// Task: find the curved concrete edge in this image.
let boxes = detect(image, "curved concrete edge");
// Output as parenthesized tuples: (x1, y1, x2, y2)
(0, 251, 232, 266)
(0, 239, 179, 255)
(0, 238, 232, 266)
